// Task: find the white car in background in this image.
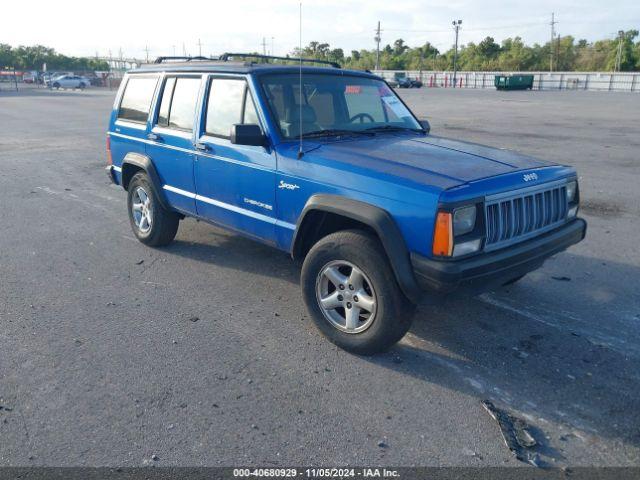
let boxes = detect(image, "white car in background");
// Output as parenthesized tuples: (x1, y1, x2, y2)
(50, 75, 90, 89)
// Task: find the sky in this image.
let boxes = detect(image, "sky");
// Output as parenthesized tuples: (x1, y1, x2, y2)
(4, 0, 639, 60)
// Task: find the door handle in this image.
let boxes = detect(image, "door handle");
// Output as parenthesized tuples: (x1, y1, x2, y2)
(147, 132, 162, 141)
(194, 142, 210, 152)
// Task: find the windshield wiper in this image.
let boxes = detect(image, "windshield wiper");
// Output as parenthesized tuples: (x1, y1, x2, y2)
(364, 125, 424, 134)
(301, 129, 375, 138)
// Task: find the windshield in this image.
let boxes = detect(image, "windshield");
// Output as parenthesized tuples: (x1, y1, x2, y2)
(259, 74, 422, 139)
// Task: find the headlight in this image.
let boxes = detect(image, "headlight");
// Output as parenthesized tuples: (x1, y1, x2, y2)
(566, 181, 577, 203)
(453, 205, 476, 236)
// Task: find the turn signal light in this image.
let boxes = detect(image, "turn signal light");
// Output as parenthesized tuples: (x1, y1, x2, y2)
(433, 212, 453, 256)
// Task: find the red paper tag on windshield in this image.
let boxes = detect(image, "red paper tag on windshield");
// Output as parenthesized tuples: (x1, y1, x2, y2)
(345, 85, 362, 94)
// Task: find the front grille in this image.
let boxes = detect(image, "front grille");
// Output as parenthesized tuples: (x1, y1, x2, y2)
(484, 181, 568, 251)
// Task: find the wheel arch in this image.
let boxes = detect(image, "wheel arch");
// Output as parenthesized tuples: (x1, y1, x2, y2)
(291, 194, 422, 303)
(121, 153, 170, 210)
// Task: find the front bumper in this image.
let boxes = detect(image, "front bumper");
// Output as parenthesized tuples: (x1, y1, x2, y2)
(411, 218, 587, 295)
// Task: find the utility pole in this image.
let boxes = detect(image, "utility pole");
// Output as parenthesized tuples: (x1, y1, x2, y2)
(549, 12, 557, 71)
(271, 37, 275, 56)
(262, 37, 267, 56)
(452, 20, 462, 87)
(615, 30, 624, 72)
(182, 43, 187, 56)
(144, 45, 150, 63)
(197, 39, 203, 57)
(172, 45, 176, 56)
(556, 31, 561, 70)
(374, 21, 381, 71)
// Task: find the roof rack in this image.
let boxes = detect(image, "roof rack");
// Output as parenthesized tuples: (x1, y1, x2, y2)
(218, 53, 341, 69)
(153, 56, 216, 64)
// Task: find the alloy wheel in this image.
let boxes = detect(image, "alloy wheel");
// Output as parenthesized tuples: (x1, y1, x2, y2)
(315, 260, 377, 334)
(131, 186, 153, 234)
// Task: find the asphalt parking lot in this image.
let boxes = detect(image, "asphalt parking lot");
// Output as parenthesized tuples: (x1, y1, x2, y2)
(1, 86, 639, 467)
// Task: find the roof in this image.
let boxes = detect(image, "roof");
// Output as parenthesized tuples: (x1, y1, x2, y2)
(131, 54, 378, 78)
(133, 62, 377, 78)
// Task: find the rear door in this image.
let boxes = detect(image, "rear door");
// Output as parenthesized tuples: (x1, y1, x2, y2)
(194, 75, 277, 243)
(145, 74, 203, 215)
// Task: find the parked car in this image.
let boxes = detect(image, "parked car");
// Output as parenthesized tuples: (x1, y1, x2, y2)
(394, 72, 422, 88)
(106, 56, 586, 354)
(398, 77, 423, 88)
(50, 75, 90, 89)
(386, 78, 399, 88)
(23, 71, 37, 84)
(43, 72, 70, 86)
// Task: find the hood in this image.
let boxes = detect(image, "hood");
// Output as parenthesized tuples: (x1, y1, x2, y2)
(306, 134, 553, 190)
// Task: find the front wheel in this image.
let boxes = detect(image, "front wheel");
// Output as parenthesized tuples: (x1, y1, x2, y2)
(127, 172, 179, 246)
(301, 230, 415, 355)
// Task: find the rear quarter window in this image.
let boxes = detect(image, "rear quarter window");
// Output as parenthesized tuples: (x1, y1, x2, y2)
(118, 76, 158, 123)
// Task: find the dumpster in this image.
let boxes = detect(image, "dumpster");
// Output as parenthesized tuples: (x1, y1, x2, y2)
(494, 74, 534, 90)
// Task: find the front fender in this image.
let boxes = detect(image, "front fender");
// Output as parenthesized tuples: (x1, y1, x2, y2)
(292, 194, 422, 303)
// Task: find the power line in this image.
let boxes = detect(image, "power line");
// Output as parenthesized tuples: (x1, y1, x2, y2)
(384, 20, 547, 34)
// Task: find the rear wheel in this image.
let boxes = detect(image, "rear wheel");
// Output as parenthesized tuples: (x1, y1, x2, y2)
(301, 230, 414, 355)
(127, 172, 179, 246)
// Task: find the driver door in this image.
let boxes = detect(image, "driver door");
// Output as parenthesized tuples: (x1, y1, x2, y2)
(194, 76, 277, 243)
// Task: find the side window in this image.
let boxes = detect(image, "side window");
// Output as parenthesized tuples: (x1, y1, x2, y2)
(156, 77, 176, 127)
(243, 94, 260, 125)
(167, 77, 201, 131)
(205, 79, 245, 137)
(118, 76, 158, 123)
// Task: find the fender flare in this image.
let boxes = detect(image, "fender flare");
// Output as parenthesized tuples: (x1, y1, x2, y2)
(292, 194, 422, 303)
(121, 153, 170, 210)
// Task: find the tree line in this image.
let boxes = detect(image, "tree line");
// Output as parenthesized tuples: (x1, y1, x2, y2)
(3, 31, 639, 73)
(0, 44, 109, 71)
(295, 31, 640, 71)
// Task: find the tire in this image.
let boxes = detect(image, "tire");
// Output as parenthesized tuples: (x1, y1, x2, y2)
(53, 82, 60, 89)
(301, 229, 415, 355)
(127, 172, 179, 247)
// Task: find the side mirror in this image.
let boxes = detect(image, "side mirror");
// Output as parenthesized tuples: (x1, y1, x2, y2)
(419, 119, 431, 134)
(230, 124, 265, 147)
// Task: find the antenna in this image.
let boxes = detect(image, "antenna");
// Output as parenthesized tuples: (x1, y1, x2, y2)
(297, 2, 304, 160)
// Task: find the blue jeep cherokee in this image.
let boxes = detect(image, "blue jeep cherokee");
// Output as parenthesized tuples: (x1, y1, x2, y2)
(106, 55, 586, 354)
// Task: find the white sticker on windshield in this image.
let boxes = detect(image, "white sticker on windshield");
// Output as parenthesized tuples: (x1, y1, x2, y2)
(382, 95, 412, 118)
